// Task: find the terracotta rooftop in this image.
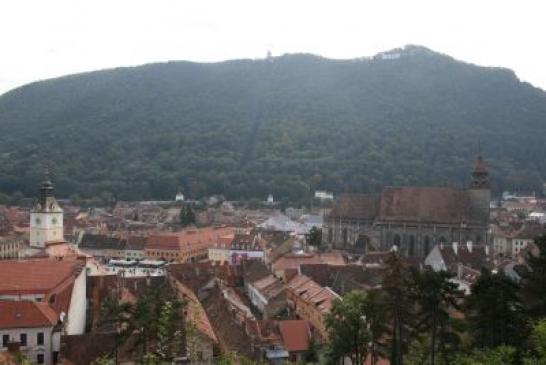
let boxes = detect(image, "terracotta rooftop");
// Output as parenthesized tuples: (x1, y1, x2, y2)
(242, 259, 270, 284)
(272, 252, 345, 272)
(438, 243, 490, 272)
(287, 274, 339, 314)
(79, 233, 126, 250)
(146, 226, 234, 251)
(279, 320, 310, 353)
(125, 235, 147, 250)
(0, 258, 83, 295)
(300, 264, 383, 294)
(252, 275, 285, 300)
(0, 300, 58, 329)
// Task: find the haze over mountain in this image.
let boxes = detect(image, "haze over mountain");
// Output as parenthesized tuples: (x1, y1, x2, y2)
(0, 45, 545, 203)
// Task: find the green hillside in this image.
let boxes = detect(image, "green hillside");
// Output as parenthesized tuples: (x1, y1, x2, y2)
(0, 45, 545, 202)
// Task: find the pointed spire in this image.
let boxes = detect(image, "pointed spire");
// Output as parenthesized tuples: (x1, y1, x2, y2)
(39, 166, 55, 207)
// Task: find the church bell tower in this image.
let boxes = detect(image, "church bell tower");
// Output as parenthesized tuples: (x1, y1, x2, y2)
(30, 177, 64, 248)
(468, 155, 491, 225)
(470, 155, 490, 189)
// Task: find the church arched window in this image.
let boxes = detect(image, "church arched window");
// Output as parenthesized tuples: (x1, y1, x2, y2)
(408, 235, 416, 256)
(393, 234, 401, 248)
(424, 236, 431, 255)
(342, 228, 348, 244)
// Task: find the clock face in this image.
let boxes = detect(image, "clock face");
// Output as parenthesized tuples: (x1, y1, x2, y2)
(52, 218, 58, 224)
(35, 218, 41, 225)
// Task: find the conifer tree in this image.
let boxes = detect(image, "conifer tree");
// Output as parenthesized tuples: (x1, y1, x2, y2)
(465, 268, 525, 349)
(382, 252, 413, 365)
(409, 268, 461, 365)
(521, 234, 546, 319)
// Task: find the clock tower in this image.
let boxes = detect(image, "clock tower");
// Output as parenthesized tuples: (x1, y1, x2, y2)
(30, 178, 64, 248)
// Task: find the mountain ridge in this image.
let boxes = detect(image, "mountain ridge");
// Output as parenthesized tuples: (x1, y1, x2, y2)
(0, 45, 545, 202)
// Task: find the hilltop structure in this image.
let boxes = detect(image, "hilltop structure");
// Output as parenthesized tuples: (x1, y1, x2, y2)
(323, 156, 491, 257)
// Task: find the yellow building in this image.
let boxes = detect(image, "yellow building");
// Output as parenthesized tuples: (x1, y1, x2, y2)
(0, 237, 24, 259)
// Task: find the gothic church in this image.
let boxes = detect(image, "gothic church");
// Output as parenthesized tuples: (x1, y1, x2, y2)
(323, 156, 490, 257)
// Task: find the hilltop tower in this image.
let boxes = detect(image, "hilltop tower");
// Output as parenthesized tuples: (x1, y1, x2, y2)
(30, 177, 64, 248)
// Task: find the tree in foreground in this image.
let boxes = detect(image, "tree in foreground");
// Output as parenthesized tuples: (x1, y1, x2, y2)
(452, 346, 517, 365)
(409, 268, 461, 365)
(382, 252, 413, 365)
(523, 319, 546, 364)
(521, 234, 546, 319)
(325, 290, 388, 365)
(304, 335, 320, 364)
(465, 268, 525, 349)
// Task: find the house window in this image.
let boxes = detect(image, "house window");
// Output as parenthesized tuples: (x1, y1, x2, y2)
(37, 332, 44, 345)
(20, 333, 27, 346)
(37, 353, 45, 364)
(2, 334, 9, 347)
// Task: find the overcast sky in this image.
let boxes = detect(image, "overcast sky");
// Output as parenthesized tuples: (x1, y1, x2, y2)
(1, 0, 545, 95)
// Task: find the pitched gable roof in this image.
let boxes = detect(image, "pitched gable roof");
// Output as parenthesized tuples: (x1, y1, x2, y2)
(0, 259, 83, 295)
(279, 320, 310, 352)
(329, 194, 380, 220)
(0, 300, 58, 329)
(80, 234, 126, 250)
(438, 243, 490, 272)
(329, 186, 488, 225)
(378, 187, 480, 225)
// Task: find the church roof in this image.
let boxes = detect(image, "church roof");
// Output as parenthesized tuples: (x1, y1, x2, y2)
(378, 186, 480, 225)
(329, 186, 486, 225)
(328, 194, 380, 220)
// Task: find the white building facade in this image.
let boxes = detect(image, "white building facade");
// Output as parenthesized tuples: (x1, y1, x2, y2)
(30, 180, 63, 248)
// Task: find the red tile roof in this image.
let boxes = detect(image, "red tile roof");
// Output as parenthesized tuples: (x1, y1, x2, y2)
(146, 227, 234, 251)
(0, 258, 83, 295)
(0, 300, 58, 329)
(279, 320, 309, 352)
(272, 252, 345, 272)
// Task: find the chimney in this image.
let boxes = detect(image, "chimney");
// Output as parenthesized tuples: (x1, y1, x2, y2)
(452, 242, 458, 255)
(466, 241, 473, 253)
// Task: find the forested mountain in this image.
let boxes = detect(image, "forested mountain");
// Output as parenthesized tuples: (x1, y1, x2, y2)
(0, 45, 545, 202)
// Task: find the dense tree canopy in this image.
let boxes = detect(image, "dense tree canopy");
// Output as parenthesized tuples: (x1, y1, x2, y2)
(1, 45, 546, 202)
